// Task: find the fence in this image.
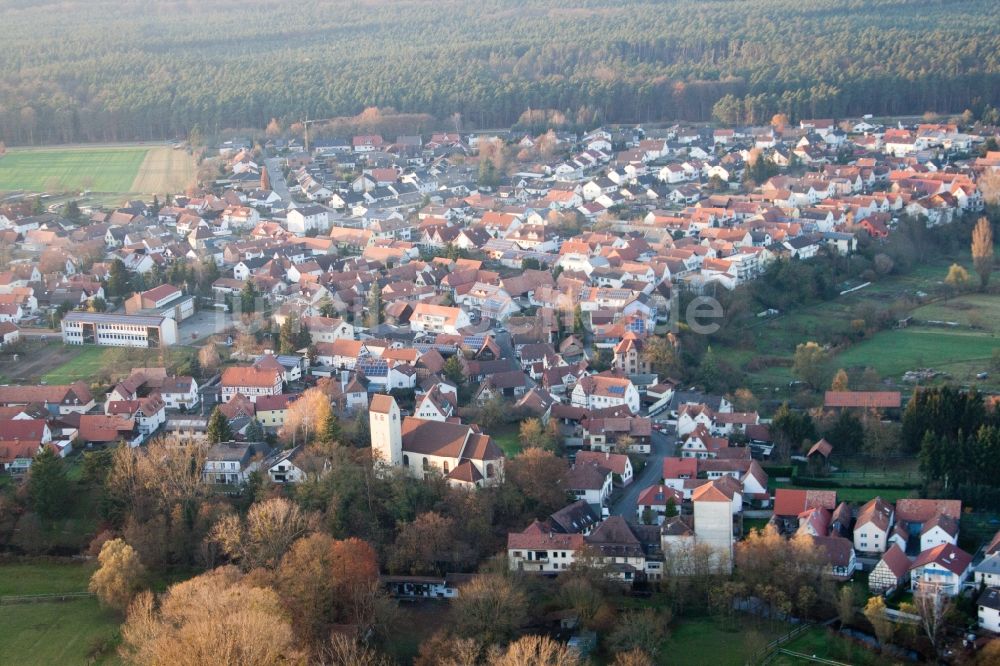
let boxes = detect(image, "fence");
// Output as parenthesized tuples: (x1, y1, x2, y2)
(746, 622, 812, 665)
(772, 649, 852, 665)
(0, 591, 95, 605)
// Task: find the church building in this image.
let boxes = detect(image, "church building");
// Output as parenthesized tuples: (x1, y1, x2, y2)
(369, 394, 503, 488)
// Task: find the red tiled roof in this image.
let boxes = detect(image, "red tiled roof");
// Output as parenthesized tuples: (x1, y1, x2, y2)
(824, 391, 901, 409)
(773, 488, 837, 517)
(507, 520, 586, 551)
(895, 498, 962, 524)
(663, 457, 697, 479)
(878, 543, 911, 578)
(910, 543, 972, 575)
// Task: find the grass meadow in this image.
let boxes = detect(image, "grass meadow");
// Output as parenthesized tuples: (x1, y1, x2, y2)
(0, 561, 120, 665)
(0, 144, 194, 195)
(0, 146, 148, 193)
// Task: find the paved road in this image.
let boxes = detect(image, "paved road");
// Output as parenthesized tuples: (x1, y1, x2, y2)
(264, 157, 292, 204)
(611, 425, 677, 521)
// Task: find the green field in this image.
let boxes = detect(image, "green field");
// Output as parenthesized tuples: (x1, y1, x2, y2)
(715, 253, 1000, 397)
(835, 327, 997, 380)
(0, 562, 120, 665)
(0, 597, 121, 665)
(0, 561, 95, 596)
(42, 347, 111, 385)
(0, 146, 149, 193)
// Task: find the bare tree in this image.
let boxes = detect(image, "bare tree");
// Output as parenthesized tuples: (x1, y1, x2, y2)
(903, 582, 953, 657)
(611, 650, 654, 666)
(487, 635, 580, 666)
(108, 437, 208, 514)
(415, 631, 484, 666)
(198, 342, 221, 375)
(211, 497, 319, 570)
(452, 574, 529, 645)
(323, 634, 393, 666)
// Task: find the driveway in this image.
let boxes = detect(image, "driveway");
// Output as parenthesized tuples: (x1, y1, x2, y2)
(611, 425, 676, 521)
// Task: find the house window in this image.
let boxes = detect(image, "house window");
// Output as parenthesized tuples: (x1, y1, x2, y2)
(422, 457, 429, 471)
(443, 461, 449, 473)
(486, 463, 495, 478)
(402, 455, 409, 466)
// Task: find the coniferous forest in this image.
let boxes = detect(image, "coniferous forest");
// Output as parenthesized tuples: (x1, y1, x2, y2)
(0, 0, 998, 145)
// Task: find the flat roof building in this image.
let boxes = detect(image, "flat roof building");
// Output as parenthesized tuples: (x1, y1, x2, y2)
(61, 311, 178, 348)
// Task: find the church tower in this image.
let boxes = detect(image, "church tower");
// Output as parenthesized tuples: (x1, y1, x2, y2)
(369, 394, 402, 469)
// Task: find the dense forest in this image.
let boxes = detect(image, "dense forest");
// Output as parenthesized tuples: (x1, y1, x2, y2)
(0, 0, 998, 145)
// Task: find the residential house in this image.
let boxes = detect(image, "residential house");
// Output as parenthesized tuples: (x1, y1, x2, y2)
(869, 543, 911, 594)
(853, 497, 894, 554)
(636, 485, 683, 525)
(202, 441, 271, 485)
(576, 450, 633, 486)
(909, 543, 973, 596)
(979, 588, 1000, 634)
(220, 365, 283, 403)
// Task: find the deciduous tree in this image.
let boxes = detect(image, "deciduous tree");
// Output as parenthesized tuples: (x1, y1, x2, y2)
(506, 448, 570, 517)
(211, 497, 318, 570)
(863, 596, 894, 649)
(607, 609, 667, 658)
(281, 388, 332, 445)
(488, 634, 580, 666)
(89, 538, 147, 611)
(792, 341, 831, 389)
(830, 368, 849, 391)
(944, 263, 971, 293)
(120, 567, 302, 666)
(519, 418, 554, 451)
(972, 216, 994, 290)
(452, 574, 528, 645)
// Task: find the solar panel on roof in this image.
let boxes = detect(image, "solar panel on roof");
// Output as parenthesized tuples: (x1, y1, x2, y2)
(356, 359, 388, 376)
(608, 386, 625, 395)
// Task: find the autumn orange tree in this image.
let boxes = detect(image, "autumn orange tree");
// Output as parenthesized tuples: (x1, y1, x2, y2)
(120, 567, 302, 666)
(275, 533, 382, 646)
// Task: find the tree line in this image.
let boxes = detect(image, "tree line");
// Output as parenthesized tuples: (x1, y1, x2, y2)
(0, 0, 999, 145)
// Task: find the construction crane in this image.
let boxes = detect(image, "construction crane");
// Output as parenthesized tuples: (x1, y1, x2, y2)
(301, 116, 339, 154)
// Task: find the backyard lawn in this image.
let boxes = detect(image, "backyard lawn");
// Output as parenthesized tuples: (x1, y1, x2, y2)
(491, 426, 523, 456)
